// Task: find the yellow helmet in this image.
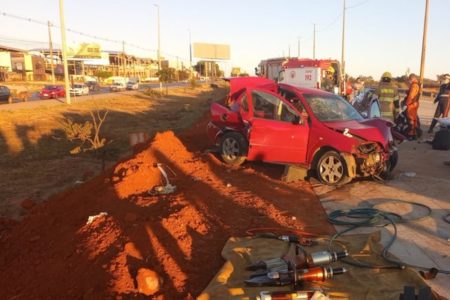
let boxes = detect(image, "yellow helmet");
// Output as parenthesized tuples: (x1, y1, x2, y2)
(382, 71, 392, 79)
(327, 66, 335, 74)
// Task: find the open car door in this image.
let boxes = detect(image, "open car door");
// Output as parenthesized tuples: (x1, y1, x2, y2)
(246, 88, 309, 163)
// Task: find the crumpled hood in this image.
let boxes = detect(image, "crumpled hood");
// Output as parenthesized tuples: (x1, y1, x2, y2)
(226, 77, 277, 95)
(324, 119, 392, 148)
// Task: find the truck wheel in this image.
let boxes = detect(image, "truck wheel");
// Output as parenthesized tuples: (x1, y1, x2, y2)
(220, 132, 248, 166)
(316, 151, 350, 185)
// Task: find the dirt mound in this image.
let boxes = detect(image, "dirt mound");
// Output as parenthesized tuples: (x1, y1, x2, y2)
(0, 114, 334, 299)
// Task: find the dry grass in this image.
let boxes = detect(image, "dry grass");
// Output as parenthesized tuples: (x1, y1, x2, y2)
(0, 83, 228, 219)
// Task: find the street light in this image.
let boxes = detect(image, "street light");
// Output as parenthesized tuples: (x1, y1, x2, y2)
(153, 4, 162, 94)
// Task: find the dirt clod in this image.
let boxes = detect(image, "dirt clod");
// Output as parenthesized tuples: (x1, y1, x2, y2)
(20, 199, 35, 210)
(136, 268, 161, 296)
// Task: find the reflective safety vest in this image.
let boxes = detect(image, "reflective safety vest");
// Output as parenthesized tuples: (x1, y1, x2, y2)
(376, 82, 399, 121)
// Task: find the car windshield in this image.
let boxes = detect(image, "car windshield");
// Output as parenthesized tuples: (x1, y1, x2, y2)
(44, 85, 58, 90)
(303, 93, 363, 122)
(73, 84, 83, 88)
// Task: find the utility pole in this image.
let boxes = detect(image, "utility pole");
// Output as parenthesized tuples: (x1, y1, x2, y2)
(288, 45, 291, 58)
(297, 37, 301, 58)
(419, 0, 429, 96)
(47, 21, 55, 84)
(122, 40, 126, 77)
(154, 4, 162, 94)
(341, 0, 346, 95)
(58, 0, 71, 104)
(313, 24, 316, 59)
(188, 29, 193, 80)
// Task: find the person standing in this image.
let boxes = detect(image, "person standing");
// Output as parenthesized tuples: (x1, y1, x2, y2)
(375, 71, 399, 122)
(428, 74, 450, 133)
(405, 74, 420, 139)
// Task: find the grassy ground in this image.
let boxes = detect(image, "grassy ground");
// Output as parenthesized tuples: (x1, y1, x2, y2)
(0, 84, 228, 219)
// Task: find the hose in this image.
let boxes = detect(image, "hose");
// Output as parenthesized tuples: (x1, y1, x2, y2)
(327, 201, 450, 275)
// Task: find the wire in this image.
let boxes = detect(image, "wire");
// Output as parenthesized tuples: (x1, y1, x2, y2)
(347, 0, 371, 9)
(0, 10, 190, 62)
(327, 202, 450, 275)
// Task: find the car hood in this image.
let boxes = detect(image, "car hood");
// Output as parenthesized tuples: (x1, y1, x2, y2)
(323, 118, 391, 147)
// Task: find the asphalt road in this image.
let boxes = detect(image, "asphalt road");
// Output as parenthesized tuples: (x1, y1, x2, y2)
(0, 81, 191, 111)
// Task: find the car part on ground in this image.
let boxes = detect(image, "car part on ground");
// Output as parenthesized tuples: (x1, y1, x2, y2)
(148, 163, 177, 195)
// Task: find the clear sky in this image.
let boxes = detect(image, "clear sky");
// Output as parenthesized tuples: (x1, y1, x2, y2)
(0, 0, 449, 79)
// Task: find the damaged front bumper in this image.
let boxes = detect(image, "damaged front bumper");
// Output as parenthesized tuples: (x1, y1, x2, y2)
(345, 142, 393, 178)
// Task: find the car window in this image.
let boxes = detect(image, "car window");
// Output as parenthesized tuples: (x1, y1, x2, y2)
(241, 94, 248, 112)
(252, 90, 299, 123)
(370, 101, 381, 118)
(252, 90, 279, 120)
(303, 93, 363, 122)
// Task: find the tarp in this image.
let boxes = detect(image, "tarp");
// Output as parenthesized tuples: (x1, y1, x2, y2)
(198, 232, 436, 300)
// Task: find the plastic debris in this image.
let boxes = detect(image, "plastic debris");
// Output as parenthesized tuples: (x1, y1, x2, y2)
(86, 212, 108, 225)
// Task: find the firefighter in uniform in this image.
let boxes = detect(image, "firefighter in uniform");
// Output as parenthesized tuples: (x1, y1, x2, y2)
(405, 74, 420, 139)
(428, 74, 450, 133)
(375, 71, 399, 122)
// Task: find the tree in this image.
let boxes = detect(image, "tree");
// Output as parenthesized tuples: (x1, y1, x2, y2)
(94, 70, 113, 80)
(156, 68, 176, 83)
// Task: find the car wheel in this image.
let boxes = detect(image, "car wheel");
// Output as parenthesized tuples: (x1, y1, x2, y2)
(317, 151, 349, 185)
(220, 132, 248, 166)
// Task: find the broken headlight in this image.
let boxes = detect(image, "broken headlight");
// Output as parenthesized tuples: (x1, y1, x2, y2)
(357, 143, 377, 154)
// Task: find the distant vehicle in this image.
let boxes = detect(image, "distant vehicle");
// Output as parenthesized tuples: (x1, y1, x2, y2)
(207, 77, 398, 185)
(126, 81, 139, 90)
(39, 85, 65, 99)
(0, 86, 12, 103)
(70, 83, 89, 96)
(258, 58, 342, 95)
(85, 81, 101, 91)
(110, 82, 126, 92)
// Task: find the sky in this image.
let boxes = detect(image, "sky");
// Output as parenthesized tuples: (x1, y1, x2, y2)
(0, 0, 449, 79)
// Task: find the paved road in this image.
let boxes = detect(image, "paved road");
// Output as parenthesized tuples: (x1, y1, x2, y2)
(0, 81, 191, 111)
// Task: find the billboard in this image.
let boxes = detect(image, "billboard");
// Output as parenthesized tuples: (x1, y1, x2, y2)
(67, 43, 102, 59)
(193, 43, 230, 60)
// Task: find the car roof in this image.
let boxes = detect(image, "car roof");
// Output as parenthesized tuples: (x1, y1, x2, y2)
(278, 83, 336, 97)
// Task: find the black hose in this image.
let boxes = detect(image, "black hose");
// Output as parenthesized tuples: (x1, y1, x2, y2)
(327, 202, 450, 275)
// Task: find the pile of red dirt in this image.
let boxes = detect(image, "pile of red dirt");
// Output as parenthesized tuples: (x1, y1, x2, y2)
(0, 114, 334, 299)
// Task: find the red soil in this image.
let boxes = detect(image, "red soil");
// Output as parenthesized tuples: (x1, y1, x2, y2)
(0, 114, 334, 299)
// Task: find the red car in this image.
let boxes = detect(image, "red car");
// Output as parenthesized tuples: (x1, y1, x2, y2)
(207, 77, 398, 185)
(39, 85, 65, 99)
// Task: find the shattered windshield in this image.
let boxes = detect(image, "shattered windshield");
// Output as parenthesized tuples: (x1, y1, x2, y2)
(303, 94, 363, 122)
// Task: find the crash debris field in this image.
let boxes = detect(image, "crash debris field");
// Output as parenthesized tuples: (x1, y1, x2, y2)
(0, 114, 335, 299)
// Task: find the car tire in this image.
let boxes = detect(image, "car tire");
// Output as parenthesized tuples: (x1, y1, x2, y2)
(316, 151, 350, 185)
(219, 132, 248, 166)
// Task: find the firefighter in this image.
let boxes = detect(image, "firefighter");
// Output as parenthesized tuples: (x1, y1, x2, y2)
(428, 74, 450, 134)
(405, 74, 420, 140)
(321, 67, 335, 93)
(375, 71, 399, 122)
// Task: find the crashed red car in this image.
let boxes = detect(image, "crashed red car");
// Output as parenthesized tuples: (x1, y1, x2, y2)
(207, 77, 398, 185)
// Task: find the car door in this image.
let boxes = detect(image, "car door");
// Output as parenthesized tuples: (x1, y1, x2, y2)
(246, 88, 309, 163)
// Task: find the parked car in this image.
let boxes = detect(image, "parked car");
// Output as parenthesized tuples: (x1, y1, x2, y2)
(70, 83, 89, 96)
(39, 85, 65, 99)
(110, 82, 126, 92)
(126, 81, 139, 90)
(207, 77, 398, 185)
(0, 85, 12, 103)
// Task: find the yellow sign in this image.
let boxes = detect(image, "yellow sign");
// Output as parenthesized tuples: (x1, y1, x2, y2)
(67, 43, 102, 59)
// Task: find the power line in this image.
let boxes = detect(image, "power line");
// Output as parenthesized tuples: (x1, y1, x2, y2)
(347, 0, 370, 9)
(0, 10, 190, 63)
